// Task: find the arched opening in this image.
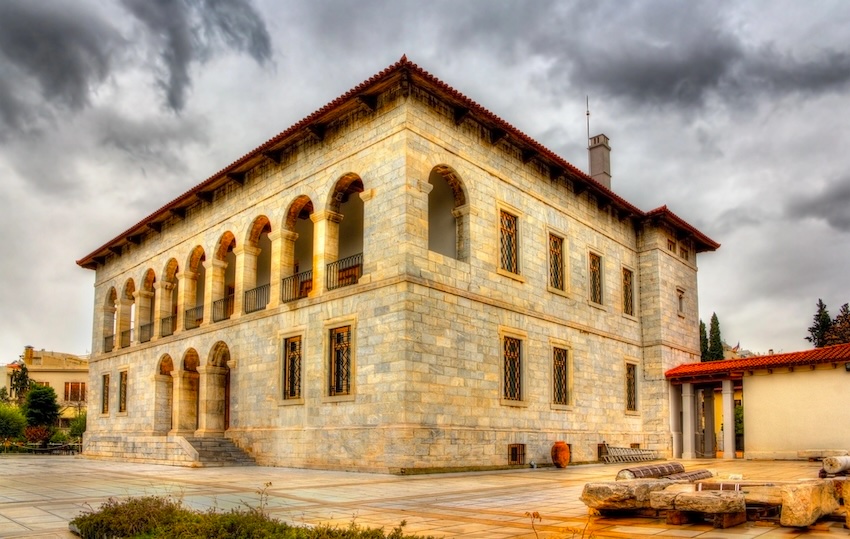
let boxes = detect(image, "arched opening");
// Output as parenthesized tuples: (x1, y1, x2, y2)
(212, 232, 236, 322)
(174, 348, 200, 434)
(243, 216, 272, 313)
(184, 247, 205, 330)
(119, 279, 136, 347)
(154, 354, 174, 434)
(428, 165, 469, 260)
(139, 269, 156, 343)
(196, 341, 232, 435)
(102, 287, 118, 352)
(160, 258, 179, 337)
(327, 173, 364, 290)
(282, 196, 314, 301)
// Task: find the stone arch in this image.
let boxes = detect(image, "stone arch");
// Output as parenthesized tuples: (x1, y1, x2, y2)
(102, 287, 118, 352)
(215, 231, 237, 261)
(326, 173, 365, 289)
(198, 341, 232, 433)
(280, 196, 315, 300)
(159, 258, 180, 335)
(243, 216, 272, 313)
(117, 278, 136, 347)
(429, 164, 470, 261)
(173, 348, 200, 433)
(212, 232, 236, 320)
(154, 354, 174, 434)
(184, 247, 206, 329)
(328, 172, 364, 214)
(284, 195, 314, 231)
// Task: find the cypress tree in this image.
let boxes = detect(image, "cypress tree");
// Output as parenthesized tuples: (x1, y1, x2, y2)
(699, 320, 709, 362)
(708, 312, 723, 361)
(805, 299, 832, 348)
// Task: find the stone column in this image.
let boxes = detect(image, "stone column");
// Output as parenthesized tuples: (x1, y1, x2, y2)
(310, 210, 343, 296)
(453, 204, 471, 261)
(176, 270, 197, 332)
(267, 229, 295, 308)
(116, 298, 133, 348)
(681, 383, 695, 459)
(133, 290, 154, 344)
(194, 365, 227, 437)
(99, 304, 117, 353)
(669, 383, 683, 459)
(204, 259, 227, 324)
(703, 389, 715, 457)
(233, 244, 260, 316)
(722, 380, 735, 459)
(152, 281, 173, 338)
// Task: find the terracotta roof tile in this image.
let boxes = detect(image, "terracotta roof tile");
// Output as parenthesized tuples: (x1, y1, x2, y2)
(665, 342, 850, 382)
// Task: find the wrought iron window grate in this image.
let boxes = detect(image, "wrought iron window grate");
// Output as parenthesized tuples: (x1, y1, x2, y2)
(329, 326, 351, 396)
(549, 233, 564, 290)
(589, 252, 602, 304)
(283, 336, 302, 399)
(553, 347, 570, 405)
(499, 211, 518, 273)
(503, 336, 522, 401)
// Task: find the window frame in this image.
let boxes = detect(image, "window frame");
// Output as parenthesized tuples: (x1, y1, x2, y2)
(547, 230, 568, 295)
(101, 373, 110, 415)
(64, 381, 87, 403)
(496, 204, 524, 281)
(625, 359, 639, 414)
(550, 339, 573, 410)
(323, 317, 356, 403)
(588, 251, 604, 305)
(622, 266, 636, 317)
(279, 330, 305, 405)
(499, 327, 528, 407)
(677, 287, 686, 317)
(118, 370, 128, 414)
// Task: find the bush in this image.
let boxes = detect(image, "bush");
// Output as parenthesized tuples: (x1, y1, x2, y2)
(24, 425, 52, 445)
(0, 404, 26, 439)
(69, 411, 87, 438)
(50, 430, 69, 444)
(71, 495, 435, 539)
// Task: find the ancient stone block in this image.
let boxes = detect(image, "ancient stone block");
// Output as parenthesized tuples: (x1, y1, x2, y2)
(650, 490, 745, 513)
(779, 480, 839, 527)
(580, 479, 672, 510)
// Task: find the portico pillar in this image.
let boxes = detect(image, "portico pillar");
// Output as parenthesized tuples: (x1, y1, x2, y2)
(233, 244, 260, 316)
(310, 210, 343, 296)
(682, 382, 695, 459)
(268, 229, 295, 308)
(169, 370, 199, 435)
(99, 304, 116, 353)
(452, 204, 471, 260)
(152, 281, 173, 338)
(133, 290, 154, 344)
(194, 365, 227, 437)
(116, 298, 133, 348)
(176, 270, 197, 332)
(703, 389, 716, 457)
(722, 380, 736, 459)
(204, 258, 227, 324)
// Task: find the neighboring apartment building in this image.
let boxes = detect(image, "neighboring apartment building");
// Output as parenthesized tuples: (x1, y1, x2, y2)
(76, 57, 718, 471)
(4, 346, 88, 427)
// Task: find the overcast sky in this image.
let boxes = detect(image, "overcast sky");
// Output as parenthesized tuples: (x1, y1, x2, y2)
(1, 0, 849, 362)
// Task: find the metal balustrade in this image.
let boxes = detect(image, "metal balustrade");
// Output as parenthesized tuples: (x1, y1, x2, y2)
(120, 329, 132, 348)
(139, 323, 153, 343)
(160, 315, 175, 337)
(281, 270, 313, 303)
(244, 283, 270, 313)
(326, 253, 362, 291)
(185, 306, 203, 330)
(103, 334, 114, 352)
(212, 294, 234, 322)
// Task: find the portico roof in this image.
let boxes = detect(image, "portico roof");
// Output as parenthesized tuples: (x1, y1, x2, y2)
(665, 342, 850, 384)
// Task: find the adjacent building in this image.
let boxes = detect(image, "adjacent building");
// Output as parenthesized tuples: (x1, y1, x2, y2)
(77, 57, 718, 471)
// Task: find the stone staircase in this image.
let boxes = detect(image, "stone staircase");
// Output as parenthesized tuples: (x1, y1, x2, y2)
(184, 437, 256, 467)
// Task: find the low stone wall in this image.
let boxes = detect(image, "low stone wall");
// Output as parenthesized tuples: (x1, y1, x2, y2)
(82, 434, 198, 466)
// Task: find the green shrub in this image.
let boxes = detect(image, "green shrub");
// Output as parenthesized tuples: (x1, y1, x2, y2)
(69, 411, 87, 438)
(0, 404, 26, 439)
(71, 495, 436, 539)
(50, 430, 69, 443)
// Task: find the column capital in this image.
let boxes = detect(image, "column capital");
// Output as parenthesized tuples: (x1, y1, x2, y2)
(153, 281, 174, 292)
(414, 180, 433, 194)
(203, 258, 228, 270)
(311, 210, 343, 224)
(359, 188, 377, 202)
(134, 290, 154, 300)
(233, 244, 261, 257)
(176, 270, 198, 282)
(269, 229, 298, 242)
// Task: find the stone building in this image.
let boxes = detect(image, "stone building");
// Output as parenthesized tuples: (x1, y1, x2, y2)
(77, 57, 718, 471)
(4, 346, 88, 427)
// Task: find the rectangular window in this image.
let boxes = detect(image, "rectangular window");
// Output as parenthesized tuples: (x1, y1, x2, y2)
(118, 371, 128, 413)
(548, 233, 564, 290)
(622, 268, 634, 316)
(64, 382, 87, 402)
(282, 336, 302, 400)
(667, 239, 676, 251)
(503, 336, 522, 401)
(329, 326, 351, 396)
(499, 210, 519, 274)
(625, 363, 638, 412)
(101, 374, 110, 414)
(553, 347, 570, 405)
(677, 288, 685, 315)
(680, 247, 690, 261)
(589, 252, 603, 304)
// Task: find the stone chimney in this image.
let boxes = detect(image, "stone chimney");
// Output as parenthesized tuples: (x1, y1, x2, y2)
(588, 133, 611, 189)
(23, 345, 34, 362)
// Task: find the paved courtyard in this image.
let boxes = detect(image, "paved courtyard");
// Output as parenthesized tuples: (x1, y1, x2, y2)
(0, 455, 847, 538)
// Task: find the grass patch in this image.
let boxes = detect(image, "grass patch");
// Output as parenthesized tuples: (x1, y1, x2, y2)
(70, 494, 435, 539)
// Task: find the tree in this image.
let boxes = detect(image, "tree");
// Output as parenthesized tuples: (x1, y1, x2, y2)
(699, 320, 709, 361)
(824, 303, 850, 346)
(24, 386, 60, 428)
(707, 312, 724, 360)
(69, 411, 87, 439)
(0, 404, 26, 440)
(806, 299, 833, 348)
(9, 363, 31, 404)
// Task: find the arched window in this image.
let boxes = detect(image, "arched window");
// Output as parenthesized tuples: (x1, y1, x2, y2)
(282, 196, 314, 302)
(184, 246, 206, 330)
(212, 232, 236, 322)
(327, 173, 364, 290)
(428, 165, 469, 260)
(160, 258, 179, 337)
(244, 216, 272, 313)
(119, 279, 136, 348)
(139, 269, 156, 343)
(102, 287, 118, 352)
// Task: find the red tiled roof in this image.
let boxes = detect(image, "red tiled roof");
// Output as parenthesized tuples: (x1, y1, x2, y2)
(77, 56, 719, 269)
(665, 342, 850, 383)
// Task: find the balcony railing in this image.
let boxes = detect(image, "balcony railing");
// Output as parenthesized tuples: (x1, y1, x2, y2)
(139, 322, 153, 343)
(244, 283, 270, 314)
(185, 306, 203, 330)
(103, 334, 114, 352)
(213, 294, 234, 322)
(120, 329, 132, 348)
(160, 315, 175, 337)
(281, 270, 312, 303)
(327, 253, 363, 291)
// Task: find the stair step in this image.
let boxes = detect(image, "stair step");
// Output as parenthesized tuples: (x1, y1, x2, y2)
(184, 437, 255, 467)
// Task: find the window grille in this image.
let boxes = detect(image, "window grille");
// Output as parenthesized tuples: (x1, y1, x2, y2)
(508, 443, 526, 465)
(329, 326, 351, 396)
(499, 210, 518, 273)
(549, 233, 564, 290)
(64, 382, 86, 402)
(626, 363, 637, 411)
(119, 371, 128, 413)
(503, 336, 522, 401)
(553, 347, 570, 405)
(589, 253, 602, 304)
(282, 336, 302, 399)
(622, 268, 634, 316)
(102, 374, 110, 414)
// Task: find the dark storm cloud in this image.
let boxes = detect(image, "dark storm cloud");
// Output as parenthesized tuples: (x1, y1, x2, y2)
(0, 0, 119, 133)
(787, 177, 850, 232)
(121, 0, 272, 111)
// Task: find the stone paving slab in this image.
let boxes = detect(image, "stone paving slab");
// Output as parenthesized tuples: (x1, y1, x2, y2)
(0, 456, 847, 538)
